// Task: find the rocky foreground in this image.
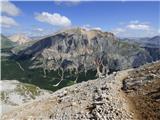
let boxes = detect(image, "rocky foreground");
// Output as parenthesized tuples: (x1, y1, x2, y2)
(1, 61, 160, 120)
(0, 80, 52, 114)
(122, 60, 160, 120)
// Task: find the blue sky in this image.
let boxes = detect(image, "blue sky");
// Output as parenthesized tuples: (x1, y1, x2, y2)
(1, 1, 160, 37)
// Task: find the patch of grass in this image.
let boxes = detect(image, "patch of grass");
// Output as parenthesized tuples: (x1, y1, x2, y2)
(0, 91, 6, 101)
(67, 80, 75, 86)
(15, 84, 40, 98)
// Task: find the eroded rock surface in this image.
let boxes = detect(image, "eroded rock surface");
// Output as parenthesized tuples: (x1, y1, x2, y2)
(122, 61, 160, 120)
(0, 80, 52, 114)
(2, 61, 160, 120)
(1, 70, 134, 120)
(15, 28, 152, 80)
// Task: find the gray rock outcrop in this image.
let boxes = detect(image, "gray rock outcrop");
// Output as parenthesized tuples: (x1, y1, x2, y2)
(15, 28, 152, 82)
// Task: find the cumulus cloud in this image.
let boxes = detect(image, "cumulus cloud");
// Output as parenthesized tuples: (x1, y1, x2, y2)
(0, 16, 18, 28)
(1, 1, 21, 16)
(112, 21, 158, 37)
(35, 12, 71, 27)
(82, 24, 102, 31)
(112, 28, 125, 35)
(127, 24, 150, 30)
(126, 20, 150, 30)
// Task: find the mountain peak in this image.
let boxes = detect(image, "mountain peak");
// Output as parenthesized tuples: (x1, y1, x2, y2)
(9, 34, 32, 45)
(55, 27, 115, 40)
(149, 35, 160, 41)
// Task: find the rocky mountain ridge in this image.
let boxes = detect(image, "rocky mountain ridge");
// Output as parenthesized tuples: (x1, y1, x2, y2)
(121, 36, 160, 61)
(14, 28, 152, 85)
(121, 36, 160, 48)
(2, 60, 160, 120)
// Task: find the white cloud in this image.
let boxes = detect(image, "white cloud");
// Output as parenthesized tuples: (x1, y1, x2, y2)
(82, 24, 90, 29)
(112, 28, 125, 35)
(0, 16, 18, 28)
(35, 28, 44, 32)
(92, 27, 102, 31)
(127, 20, 150, 30)
(127, 24, 150, 30)
(35, 12, 71, 27)
(112, 21, 158, 37)
(1, 1, 21, 16)
(82, 24, 102, 31)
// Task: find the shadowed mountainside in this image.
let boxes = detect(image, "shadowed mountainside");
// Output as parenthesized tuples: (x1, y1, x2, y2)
(1, 34, 16, 49)
(121, 36, 160, 61)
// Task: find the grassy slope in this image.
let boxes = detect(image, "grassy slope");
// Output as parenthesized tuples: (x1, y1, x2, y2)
(1, 55, 97, 92)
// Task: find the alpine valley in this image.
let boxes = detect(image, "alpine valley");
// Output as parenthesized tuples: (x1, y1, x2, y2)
(1, 28, 160, 119)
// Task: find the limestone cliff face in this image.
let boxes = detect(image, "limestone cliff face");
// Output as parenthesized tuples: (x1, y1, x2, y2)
(2, 61, 160, 120)
(15, 28, 152, 79)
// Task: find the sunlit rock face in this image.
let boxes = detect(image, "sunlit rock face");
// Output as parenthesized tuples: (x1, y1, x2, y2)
(8, 34, 31, 45)
(15, 28, 152, 78)
(0, 80, 52, 114)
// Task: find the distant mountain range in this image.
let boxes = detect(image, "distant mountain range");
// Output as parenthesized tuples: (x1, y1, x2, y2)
(120, 36, 160, 61)
(1, 34, 32, 48)
(1, 34, 16, 49)
(1, 34, 37, 55)
(121, 36, 160, 48)
(145, 36, 160, 48)
(8, 34, 31, 45)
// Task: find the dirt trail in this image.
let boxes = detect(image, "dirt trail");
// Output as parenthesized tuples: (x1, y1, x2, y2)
(114, 70, 142, 120)
(1, 61, 160, 120)
(1, 70, 135, 120)
(122, 61, 160, 120)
